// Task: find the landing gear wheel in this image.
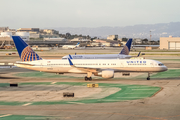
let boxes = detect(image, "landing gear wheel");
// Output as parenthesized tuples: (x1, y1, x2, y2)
(147, 72, 151, 80)
(85, 76, 88, 81)
(84, 76, 92, 81)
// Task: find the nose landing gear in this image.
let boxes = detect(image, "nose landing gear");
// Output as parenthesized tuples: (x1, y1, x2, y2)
(147, 72, 151, 80)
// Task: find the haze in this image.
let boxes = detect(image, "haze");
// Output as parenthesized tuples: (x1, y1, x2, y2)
(0, 0, 180, 28)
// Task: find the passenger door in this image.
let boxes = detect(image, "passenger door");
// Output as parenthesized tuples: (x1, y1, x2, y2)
(150, 62, 154, 67)
(120, 61, 124, 68)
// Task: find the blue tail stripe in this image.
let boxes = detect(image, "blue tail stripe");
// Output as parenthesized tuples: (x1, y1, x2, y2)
(33, 56, 36, 61)
(30, 56, 32, 61)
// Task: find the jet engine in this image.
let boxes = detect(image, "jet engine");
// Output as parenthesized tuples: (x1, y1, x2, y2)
(94, 70, 114, 79)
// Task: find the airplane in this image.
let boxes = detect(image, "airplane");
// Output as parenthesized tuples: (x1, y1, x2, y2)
(62, 42, 80, 49)
(12, 36, 167, 81)
(62, 38, 133, 59)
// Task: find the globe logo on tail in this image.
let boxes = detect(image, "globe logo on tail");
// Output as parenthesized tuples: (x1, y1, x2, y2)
(120, 45, 129, 55)
(21, 46, 42, 61)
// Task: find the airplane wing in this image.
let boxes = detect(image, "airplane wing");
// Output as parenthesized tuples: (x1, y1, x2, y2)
(0, 62, 15, 68)
(74, 67, 101, 73)
(14, 63, 35, 66)
(68, 58, 102, 72)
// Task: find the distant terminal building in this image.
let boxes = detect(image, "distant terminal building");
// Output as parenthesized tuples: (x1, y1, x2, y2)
(17, 28, 40, 33)
(133, 38, 142, 44)
(40, 34, 59, 39)
(30, 33, 40, 39)
(15, 32, 30, 41)
(17, 28, 59, 39)
(160, 36, 180, 50)
(0, 27, 16, 35)
(91, 39, 120, 47)
(42, 29, 59, 35)
(71, 38, 91, 42)
(0, 31, 29, 46)
(44, 38, 67, 42)
(107, 35, 118, 40)
(121, 41, 127, 46)
(17, 28, 40, 39)
(0, 27, 9, 32)
(0, 32, 13, 45)
(0, 32, 12, 37)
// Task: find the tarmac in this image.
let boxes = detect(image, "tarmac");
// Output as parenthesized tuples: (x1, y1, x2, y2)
(0, 49, 180, 120)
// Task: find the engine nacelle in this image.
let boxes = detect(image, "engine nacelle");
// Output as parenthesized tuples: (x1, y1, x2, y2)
(94, 70, 114, 79)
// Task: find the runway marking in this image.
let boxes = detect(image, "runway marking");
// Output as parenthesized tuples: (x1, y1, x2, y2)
(109, 85, 128, 87)
(0, 82, 160, 105)
(117, 97, 145, 98)
(51, 82, 56, 84)
(25, 117, 57, 119)
(68, 102, 84, 104)
(128, 87, 156, 88)
(0, 109, 167, 120)
(98, 100, 120, 102)
(0, 114, 12, 118)
(132, 89, 160, 90)
(151, 87, 163, 97)
(22, 103, 32, 106)
(125, 93, 153, 94)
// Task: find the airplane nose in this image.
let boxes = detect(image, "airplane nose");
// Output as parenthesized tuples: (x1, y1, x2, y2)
(163, 66, 168, 71)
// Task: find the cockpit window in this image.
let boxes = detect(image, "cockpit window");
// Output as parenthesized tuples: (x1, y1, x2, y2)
(158, 63, 164, 66)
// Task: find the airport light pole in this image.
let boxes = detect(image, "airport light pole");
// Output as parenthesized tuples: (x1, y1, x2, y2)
(150, 31, 152, 45)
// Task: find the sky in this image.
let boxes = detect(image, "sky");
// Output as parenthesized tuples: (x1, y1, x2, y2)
(0, 0, 180, 29)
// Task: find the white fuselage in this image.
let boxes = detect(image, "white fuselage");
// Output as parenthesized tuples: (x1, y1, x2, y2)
(62, 45, 79, 49)
(62, 54, 132, 59)
(15, 59, 167, 74)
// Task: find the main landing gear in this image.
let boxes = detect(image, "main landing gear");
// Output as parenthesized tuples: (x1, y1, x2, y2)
(85, 72, 92, 81)
(85, 76, 92, 81)
(147, 72, 150, 80)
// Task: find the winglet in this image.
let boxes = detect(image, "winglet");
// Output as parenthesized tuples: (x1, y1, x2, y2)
(76, 42, 80, 46)
(137, 51, 141, 57)
(120, 38, 132, 55)
(69, 54, 73, 59)
(68, 58, 74, 66)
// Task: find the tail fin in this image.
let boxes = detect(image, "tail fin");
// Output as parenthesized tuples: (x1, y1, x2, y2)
(12, 36, 42, 61)
(120, 38, 132, 55)
(76, 42, 80, 46)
